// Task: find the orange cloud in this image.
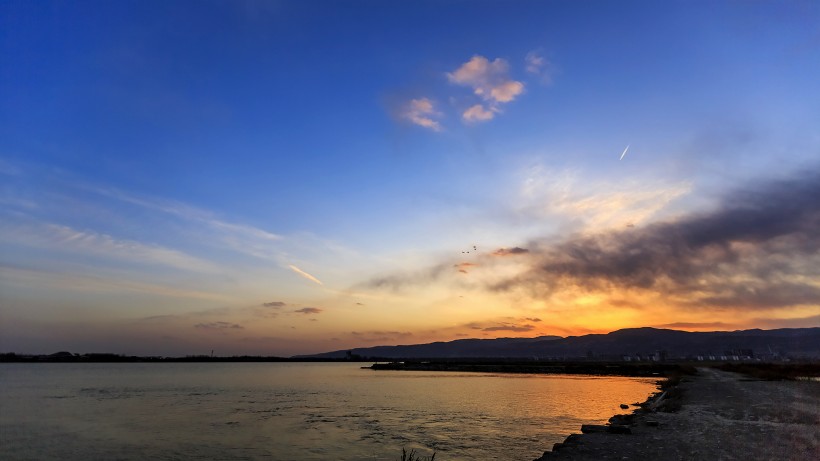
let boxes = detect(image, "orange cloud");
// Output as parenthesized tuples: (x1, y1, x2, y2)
(447, 55, 524, 122)
(462, 104, 495, 122)
(454, 262, 477, 274)
(401, 97, 442, 131)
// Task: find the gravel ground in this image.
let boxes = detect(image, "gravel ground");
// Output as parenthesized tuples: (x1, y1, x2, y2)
(536, 367, 820, 461)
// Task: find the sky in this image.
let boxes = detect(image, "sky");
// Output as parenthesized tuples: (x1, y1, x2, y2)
(1, 0, 819, 356)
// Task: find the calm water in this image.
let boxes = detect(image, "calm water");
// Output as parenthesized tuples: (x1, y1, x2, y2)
(0, 362, 658, 460)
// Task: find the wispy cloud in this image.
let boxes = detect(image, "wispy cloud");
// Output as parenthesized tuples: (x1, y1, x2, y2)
(493, 247, 529, 256)
(525, 50, 553, 84)
(447, 55, 524, 122)
(362, 262, 451, 291)
(288, 264, 323, 285)
(750, 314, 820, 329)
(195, 321, 244, 330)
(460, 318, 540, 334)
(350, 330, 414, 343)
(518, 166, 692, 232)
(293, 307, 322, 315)
(454, 262, 477, 274)
(1, 222, 217, 273)
(525, 51, 544, 74)
(654, 322, 734, 330)
(0, 265, 232, 302)
(262, 301, 286, 308)
(482, 324, 535, 332)
(401, 97, 443, 131)
(82, 186, 286, 262)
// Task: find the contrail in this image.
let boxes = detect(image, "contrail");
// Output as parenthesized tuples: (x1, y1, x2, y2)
(288, 265, 323, 285)
(619, 144, 630, 161)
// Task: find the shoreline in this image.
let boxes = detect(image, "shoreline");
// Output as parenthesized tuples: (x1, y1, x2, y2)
(368, 360, 683, 377)
(534, 367, 820, 460)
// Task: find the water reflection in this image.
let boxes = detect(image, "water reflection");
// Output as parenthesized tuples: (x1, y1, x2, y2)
(0, 363, 658, 460)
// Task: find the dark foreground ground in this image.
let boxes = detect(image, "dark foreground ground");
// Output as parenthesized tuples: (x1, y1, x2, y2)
(536, 367, 819, 460)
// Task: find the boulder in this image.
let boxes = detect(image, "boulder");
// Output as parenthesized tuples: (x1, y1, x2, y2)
(581, 424, 609, 433)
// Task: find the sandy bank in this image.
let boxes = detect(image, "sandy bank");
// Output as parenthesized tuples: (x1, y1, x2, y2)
(536, 367, 819, 460)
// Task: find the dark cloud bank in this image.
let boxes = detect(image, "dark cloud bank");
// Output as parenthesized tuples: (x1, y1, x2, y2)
(367, 168, 820, 313)
(497, 168, 820, 310)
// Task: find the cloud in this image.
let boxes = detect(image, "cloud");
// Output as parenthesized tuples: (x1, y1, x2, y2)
(350, 330, 414, 343)
(1, 222, 218, 273)
(462, 104, 495, 122)
(454, 262, 477, 274)
(750, 314, 820, 329)
(525, 317, 542, 322)
(489, 80, 525, 103)
(447, 56, 524, 103)
(401, 97, 443, 131)
(195, 321, 244, 330)
(493, 247, 529, 256)
(493, 167, 820, 311)
(518, 166, 692, 232)
(0, 265, 232, 302)
(77, 186, 290, 264)
(288, 264, 323, 285)
(359, 167, 820, 322)
(525, 50, 553, 84)
(262, 301, 286, 308)
(525, 51, 544, 74)
(654, 322, 734, 330)
(460, 319, 538, 333)
(447, 55, 524, 121)
(89, 186, 282, 243)
(362, 263, 450, 291)
(482, 324, 535, 332)
(293, 307, 322, 315)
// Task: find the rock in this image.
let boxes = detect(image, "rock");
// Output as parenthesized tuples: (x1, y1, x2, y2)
(607, 424, 633, 434)
(645, 419, 659, 427)
(564, 434, 583, 445)
(581, 424, 609, 433)
(609, 414, 635, 425)
(620, 403, 630, 409)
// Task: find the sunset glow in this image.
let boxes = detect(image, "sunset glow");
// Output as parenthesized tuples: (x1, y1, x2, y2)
(1, 1, 819, 356)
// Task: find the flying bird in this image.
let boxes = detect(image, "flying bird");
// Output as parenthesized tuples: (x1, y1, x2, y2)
(619, 144, 630, 161)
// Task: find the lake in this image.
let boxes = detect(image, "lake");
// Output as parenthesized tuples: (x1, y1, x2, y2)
(0, 362, 659, 460)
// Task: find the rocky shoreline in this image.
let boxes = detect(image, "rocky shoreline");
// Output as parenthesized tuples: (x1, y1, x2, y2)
(534, 367, 819, 460)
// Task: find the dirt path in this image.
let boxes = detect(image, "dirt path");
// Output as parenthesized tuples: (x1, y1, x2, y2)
(536, 367, 820, 460)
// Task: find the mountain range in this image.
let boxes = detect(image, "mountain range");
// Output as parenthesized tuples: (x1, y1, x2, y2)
(298, 327, 820, 360)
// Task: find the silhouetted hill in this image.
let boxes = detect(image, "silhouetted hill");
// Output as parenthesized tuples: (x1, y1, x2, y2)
(294, 336, 561, 359)
(297, 327, 820, 360)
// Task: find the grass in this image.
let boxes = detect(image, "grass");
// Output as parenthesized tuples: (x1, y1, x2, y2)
(400, 448, 436, 461)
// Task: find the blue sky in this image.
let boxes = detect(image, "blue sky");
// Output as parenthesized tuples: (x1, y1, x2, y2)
(2, 1, 819, 356)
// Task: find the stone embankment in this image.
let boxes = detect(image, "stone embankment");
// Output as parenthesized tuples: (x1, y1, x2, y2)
(536, 367, 820, 460)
